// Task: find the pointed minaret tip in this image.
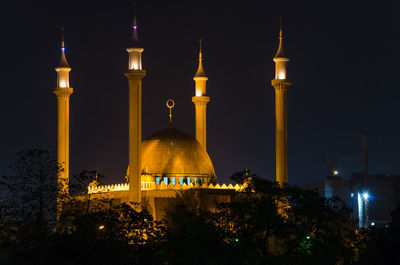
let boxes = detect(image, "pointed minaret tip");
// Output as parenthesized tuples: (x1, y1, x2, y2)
(194, 38, 206, 78)
(130, 3, 142, 48)
(61, 26, 65, 49)
(199, 38, 203, 60)
(57, 26, 70, 68)
(274, 18, 287, 59)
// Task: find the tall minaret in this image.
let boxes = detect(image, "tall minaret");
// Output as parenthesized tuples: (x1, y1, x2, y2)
(54, 27, 73, 203)
(192, 39, 210, 150)
(124, 14, 146, 202)
(271, 24, 292, 185)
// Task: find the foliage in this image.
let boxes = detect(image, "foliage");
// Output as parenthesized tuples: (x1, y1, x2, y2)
(160, 190, 227, 265)
(162, 169, 366, 265)
(0, 149, 59, 253)
(356, 201, 400, 265)
(0, 149, 165, 265)
(0, 151, 373, 264)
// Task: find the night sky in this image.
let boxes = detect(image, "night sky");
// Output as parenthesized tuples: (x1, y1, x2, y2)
(1, 0, 399, 185)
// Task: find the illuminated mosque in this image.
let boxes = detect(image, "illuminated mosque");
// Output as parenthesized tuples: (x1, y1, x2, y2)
(54, 16, 291, 219)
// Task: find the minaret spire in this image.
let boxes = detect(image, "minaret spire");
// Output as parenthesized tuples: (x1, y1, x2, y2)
(130, 3, 141, 48)
(125, 6, 146, 203)
(54, 26, 73, 218)
(195, 38, 206, 77)
(127, 4, 143, 70)
(61, 26, 64, 48)
(192, 38, 210, 150)
(199, 38, 202, 59)
(274, 18, 286, 60)
(58, 26, 70, 68)
(271, 19, 292, 186)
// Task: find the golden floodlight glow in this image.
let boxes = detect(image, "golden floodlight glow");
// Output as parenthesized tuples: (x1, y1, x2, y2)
(59, 80, 67, 88)
(193, 38, 209, 150)
(88, 181, 243, 194)
(127, 48, 144, 70)
(272, 23, 292, 185)
(278, 72, 286, 80)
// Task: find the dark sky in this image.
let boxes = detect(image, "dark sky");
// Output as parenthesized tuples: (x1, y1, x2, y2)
(1, 0, 399, 186)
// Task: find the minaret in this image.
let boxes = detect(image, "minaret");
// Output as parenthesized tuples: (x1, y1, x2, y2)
(124, 14, 146, 202)
(54, 27, 73, 205)
(271, 24, 292, 185)
(192, 39, 210, 150)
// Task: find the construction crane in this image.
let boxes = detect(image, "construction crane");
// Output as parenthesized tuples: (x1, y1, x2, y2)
(320, 155, 358, 177)
(351, 130, 369, 188)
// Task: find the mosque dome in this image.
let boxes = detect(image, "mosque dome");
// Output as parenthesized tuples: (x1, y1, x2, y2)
(141, 125, 215, 179)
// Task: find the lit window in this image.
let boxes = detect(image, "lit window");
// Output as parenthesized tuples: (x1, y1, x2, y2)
(155, 177, 160, 185)
(179, 177, 184, 185)
(171, 177, 176, 185)
(163, 177, 168, 185)
(187, 177, 191, 185)
(194, 177, 197, 185)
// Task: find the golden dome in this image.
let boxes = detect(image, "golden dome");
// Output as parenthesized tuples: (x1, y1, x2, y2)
(141, 125, 215, 178)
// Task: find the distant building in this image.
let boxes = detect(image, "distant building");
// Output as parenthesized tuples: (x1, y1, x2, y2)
(303, 173, 400, 227)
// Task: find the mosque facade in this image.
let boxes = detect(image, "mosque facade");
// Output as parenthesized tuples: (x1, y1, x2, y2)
(54, 16, 291, 219)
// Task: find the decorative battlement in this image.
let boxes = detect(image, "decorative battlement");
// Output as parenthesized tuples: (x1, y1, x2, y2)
(271, 79, 292, 91)
(192, 96, 210, 105)
(88, 181, 242, 194)
(88, 183, 129, 194)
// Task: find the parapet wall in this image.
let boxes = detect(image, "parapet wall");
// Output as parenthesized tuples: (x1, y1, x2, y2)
(88, 182, 242, 194)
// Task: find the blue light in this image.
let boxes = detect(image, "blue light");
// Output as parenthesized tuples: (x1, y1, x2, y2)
(61, 47, 65, 51)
